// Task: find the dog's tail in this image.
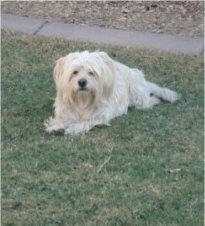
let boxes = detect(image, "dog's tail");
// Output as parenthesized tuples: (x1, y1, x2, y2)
(148, 82, 181, 103)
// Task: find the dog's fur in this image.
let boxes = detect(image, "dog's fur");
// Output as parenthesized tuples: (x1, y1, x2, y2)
(44, 51, 180, 135)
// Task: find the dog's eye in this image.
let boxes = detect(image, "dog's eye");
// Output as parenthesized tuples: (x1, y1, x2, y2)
(73, 70, 79, 75)
(88, 71, 94, 76)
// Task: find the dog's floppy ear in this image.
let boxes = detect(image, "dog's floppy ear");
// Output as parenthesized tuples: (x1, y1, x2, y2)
(53, 57, 66, 81)
(97, 51, 115, 98)
(98, 52, 113, 66)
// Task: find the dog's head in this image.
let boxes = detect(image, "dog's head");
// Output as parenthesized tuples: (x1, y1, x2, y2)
(53, 51, 115, 110)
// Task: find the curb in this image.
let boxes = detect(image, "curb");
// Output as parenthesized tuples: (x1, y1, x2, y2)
(1, 13, 204, 55)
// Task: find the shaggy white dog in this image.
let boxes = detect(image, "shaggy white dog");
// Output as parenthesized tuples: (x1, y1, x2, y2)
(44, 51, 180, 135)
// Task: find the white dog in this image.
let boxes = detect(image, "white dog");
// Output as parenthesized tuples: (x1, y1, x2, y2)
(44, 51, 180, 135)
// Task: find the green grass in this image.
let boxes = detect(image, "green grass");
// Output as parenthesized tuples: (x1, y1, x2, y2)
(1, 30, 204, 226)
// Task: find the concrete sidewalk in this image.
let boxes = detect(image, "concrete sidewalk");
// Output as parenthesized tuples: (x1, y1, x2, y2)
(1, 13, 204, 55)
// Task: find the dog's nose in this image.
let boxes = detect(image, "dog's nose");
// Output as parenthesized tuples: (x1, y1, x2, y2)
(78, 78, 87, 88)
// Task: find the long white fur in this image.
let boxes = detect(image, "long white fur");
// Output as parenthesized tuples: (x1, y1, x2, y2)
(44, 51, 180, 135)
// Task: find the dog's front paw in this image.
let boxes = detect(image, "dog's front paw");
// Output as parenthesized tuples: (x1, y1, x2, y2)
(64, 123, 92, 135)
(44, 117, 65, 134)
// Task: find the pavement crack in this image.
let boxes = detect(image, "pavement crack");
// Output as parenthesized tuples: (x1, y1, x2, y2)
(33, 21, 48, 35)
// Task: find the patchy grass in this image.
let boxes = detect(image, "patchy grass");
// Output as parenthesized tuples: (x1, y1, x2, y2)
(1, 30, 204, 226)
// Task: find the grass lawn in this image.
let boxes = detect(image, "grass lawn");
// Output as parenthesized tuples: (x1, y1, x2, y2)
(1, 30, 204, 226)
